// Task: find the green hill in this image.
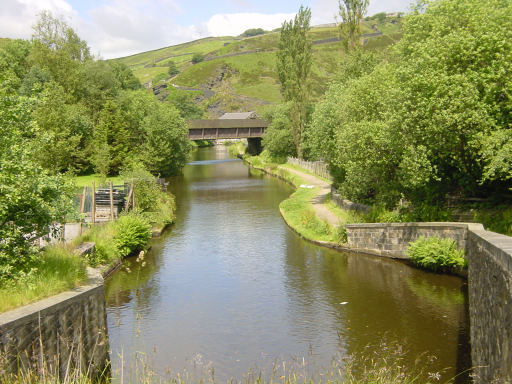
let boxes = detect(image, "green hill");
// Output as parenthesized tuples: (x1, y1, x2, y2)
(113, 18, 403, 116)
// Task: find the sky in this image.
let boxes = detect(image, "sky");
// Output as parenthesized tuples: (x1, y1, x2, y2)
(0, 0, 412, 59)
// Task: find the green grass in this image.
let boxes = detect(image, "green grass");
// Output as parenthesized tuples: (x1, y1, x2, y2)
(115, 37, 234, 68)
(0, 245, 87, 313)
(72, 174, 125, 189)
(243, 155, 342, 243)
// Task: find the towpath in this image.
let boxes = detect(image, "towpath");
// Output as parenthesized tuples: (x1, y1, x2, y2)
(278, 166, 341, 228)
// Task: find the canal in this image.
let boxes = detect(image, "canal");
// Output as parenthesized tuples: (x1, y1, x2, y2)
(105, 146, 470, 382)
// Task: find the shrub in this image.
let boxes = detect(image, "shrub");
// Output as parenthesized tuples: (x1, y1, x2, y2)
(114, 214, 152, 257)
(406, 236, 466, 272)
(191, 53, 205, 64)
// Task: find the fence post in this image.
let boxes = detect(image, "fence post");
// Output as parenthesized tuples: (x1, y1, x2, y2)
(80, 186, 86, 214)
(109, 181, 114, 221)
(92, 181, 96, 224)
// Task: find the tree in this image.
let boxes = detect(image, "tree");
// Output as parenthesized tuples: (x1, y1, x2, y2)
(93, 99, 130, 175)
(261, 103, 296, 160)
(141, 103, 191, 176)
(191, 53, 205, 64)
(33, 82, 92, 174)
(168, 61, 179, 76)
(394, 0, 512, 197)
(30, 11, 91, 100)
(276, 6, 312, 158)
(338, 0, 370, 51)
(0, 93, 73, 282)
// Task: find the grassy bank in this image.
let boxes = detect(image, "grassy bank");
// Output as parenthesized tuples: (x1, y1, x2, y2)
(0, 244, 88, 313)
(72, 174, 126, 188)
(235, 148, 345, 244)
(1, 173, 176, 314)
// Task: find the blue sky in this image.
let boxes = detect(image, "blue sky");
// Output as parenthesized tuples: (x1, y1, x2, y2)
(1, 0, 412, 59)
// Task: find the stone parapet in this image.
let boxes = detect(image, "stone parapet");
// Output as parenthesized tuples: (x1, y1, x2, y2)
(0, 267, 109, 378)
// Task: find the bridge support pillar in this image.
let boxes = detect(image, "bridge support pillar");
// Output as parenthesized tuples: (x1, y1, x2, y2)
(247, 138, 262, 155)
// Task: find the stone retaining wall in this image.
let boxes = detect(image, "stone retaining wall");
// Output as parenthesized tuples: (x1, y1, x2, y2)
(345, 221, 512, 383)
(0, 267, 109, 378)
(345, 222, 482, 259)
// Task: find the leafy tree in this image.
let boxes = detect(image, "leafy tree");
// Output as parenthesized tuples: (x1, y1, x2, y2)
(0, 93, 73, 282)
(30, 11, 91, 100)
(141, 103, 191, 176)
(167, 90, 204, 120)
(394, 0, 512, 197)
(0, 39, 31, 94)
(109, 61, 141, 90)
(191, 53, 205, 64)
(276, 6, 312, 158)
(261, 103, 296, 159)
(168, 61, 179, 76)
(240, 28, 265, 37)
(338, 0, 370, 51)
(32, 82, 93, 173)
(18, 65, 52, 96)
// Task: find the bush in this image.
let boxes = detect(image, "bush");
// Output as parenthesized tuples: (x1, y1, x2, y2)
(406, 236, 466, 272)
(168, 61, 179, 76)
(114, 214, 152, 257)
(191, 53, 205, 64)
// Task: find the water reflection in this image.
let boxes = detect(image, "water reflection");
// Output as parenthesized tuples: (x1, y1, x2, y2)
(105, 146, 470, 383)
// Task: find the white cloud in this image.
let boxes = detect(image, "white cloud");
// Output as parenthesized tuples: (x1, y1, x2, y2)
(203, 12, 295, 37)
(0, 0, 76, 39)
(0, 0, 414, 59)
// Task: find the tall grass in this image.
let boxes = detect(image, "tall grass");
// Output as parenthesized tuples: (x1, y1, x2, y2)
(0, 245, 87, 313)
(0, 340, 457, 384)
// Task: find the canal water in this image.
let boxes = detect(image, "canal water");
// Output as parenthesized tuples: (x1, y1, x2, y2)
(105, 146, 470, 382)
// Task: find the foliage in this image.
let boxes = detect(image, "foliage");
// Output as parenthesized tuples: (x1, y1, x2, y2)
(168, 60, 179, 76)
(166, 89, 204, 119)
(0, 94, 74, 282)
(92, 99, 130, 176)
(307, 0, 512, 210)
(240, 28, 265, 37)
(277, 6, 312, 159)
(338, 0, 370, 51)
(0, 244, 87, 313)
(407, 236, 466, 272)
(152, 72, 167, 84)
(191, 53, 205, 64)
(32, 82, 93, 173)
(261, 103, 296, 159)
(395, 0, 512, 197)
(141, 103, 191, 176)
(114, 214, 152, 257)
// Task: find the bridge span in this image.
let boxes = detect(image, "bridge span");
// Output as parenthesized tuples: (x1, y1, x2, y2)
(188, 119, 268, 140)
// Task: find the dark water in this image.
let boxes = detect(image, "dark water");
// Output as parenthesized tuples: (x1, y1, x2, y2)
(105, 147, 470, 382)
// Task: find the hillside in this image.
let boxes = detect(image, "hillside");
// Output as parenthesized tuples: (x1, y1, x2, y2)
(114, 17, 403, 117)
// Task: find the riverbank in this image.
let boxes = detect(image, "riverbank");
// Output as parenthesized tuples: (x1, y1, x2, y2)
(232, 146, 470, 274)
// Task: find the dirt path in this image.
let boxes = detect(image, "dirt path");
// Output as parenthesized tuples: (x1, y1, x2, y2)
(278, 166, 340, 227)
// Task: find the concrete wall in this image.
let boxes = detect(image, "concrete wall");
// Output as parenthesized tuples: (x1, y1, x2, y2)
(345, 222, 512, 383)
(0, 267, 109, 378)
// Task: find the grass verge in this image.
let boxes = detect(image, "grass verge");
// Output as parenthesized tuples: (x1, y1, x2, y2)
(72, 174, 125, 189)
(241, 153, 344, 244)
(0, 244, 87, 313)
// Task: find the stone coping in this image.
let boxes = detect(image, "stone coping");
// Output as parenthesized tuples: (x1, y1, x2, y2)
(346, 222, 485, 230)
(0, 267, 103, 330)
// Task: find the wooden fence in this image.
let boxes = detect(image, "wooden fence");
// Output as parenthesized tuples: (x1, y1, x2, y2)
(287, 157, 332, 180)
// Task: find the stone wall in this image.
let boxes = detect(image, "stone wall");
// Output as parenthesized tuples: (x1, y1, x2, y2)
(466, 228, 512, 383)
(0, 267, 109, 378)
(344, 221, 512, 383)
(345, 222, 481, 259)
